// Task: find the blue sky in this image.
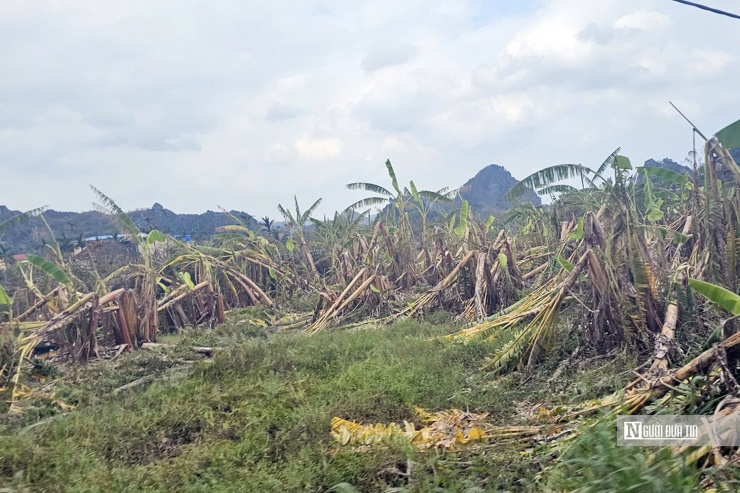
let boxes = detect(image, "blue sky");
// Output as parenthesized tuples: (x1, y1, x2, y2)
(0, 0, 739, 217)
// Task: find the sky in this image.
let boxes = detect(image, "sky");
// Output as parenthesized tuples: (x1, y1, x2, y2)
(1, 0, 739, 218)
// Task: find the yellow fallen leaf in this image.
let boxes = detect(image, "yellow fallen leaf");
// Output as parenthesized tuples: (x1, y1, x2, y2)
(340, 428, 351, 446)
(467, 427, 484, 441)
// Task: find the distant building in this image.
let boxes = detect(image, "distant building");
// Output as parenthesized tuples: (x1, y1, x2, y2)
(83, 233, 147, 243)
(84, 234, 116, 242)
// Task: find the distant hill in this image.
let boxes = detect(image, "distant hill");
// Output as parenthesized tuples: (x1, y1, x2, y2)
(459, 164, 542, 219)
(5, 152, 739, 253)
(643, 151, 740, 182)
(643, 158, 692, 175)
(0, 203, 257, 254)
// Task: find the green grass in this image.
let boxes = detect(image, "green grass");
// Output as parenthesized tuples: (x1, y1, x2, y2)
(0, 311, 695, 492)
(547, 416, 700, 493)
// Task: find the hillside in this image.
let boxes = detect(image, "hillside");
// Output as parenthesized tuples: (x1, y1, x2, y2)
(643, 151, 740, 182)
(5, 154, 733, 253)
(0, 203, 257, 254)
(459, 164, 542, 219)
(0, 164, 542, 253)
(643, 158, 692, 174)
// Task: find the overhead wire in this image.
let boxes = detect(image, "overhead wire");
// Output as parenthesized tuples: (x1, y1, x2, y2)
(667, 0, 740, 20)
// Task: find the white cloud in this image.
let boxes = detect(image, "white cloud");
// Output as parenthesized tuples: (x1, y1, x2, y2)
(294, 136, 343, 160)
(1, 0, 740, 218)
(362, 44, 417, 73)
(615, 9, 672, 30)
(266, 103, 305, 122)
(690, 49, 735, 75)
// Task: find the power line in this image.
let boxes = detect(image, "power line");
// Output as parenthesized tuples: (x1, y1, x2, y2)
(668, 0, 740, 20)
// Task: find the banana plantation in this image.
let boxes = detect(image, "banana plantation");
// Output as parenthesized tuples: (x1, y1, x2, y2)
(2, 118, 740, 491)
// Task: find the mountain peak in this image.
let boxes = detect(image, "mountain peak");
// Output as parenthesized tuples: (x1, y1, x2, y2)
(460, 164, 541, 218)
(644, 158, 692, 174)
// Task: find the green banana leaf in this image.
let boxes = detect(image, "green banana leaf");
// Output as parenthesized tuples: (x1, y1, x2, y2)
(25, 254, 72, 285)
(716, 118, 740, 149)
(689, 278, 740, 316)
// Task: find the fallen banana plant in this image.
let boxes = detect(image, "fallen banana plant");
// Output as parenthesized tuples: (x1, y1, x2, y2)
(331, 408, 559, 451)
(305, 268, 380, 335)
(395, 251, 477, 320)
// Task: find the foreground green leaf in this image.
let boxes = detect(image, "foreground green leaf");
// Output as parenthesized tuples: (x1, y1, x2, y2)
(716, 118, 740, 149)
(557, 256, 574, 272)
(25, 254, 71, 285)
(504, 164, 594, 202)
(615, 155, 632, 170)
(568, 218, 584, 241)
(454, 200, 470, 239)
(689, 278, 740, 316)
(638, 166, 690, 188)
(0, 284, 12, 306)
(146, 230, 166, 245)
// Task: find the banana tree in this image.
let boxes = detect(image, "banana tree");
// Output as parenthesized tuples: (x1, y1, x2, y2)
(634, 165, 693, 222)
(345, 159, 406, 214)
(92, 186, 167, 342)
(452, 148, 687, 373)
(504, 148, 621, 202)
(0, 285, 11, 321)
(504, 203, 556, 245)
(685, 116, 740, 287)
(406, 180, 456, 247)
(346, 159, 459, 259)
(278, 196, 322, 274)
(0, 206, 49, 318)
(310, 211, 369, 284)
